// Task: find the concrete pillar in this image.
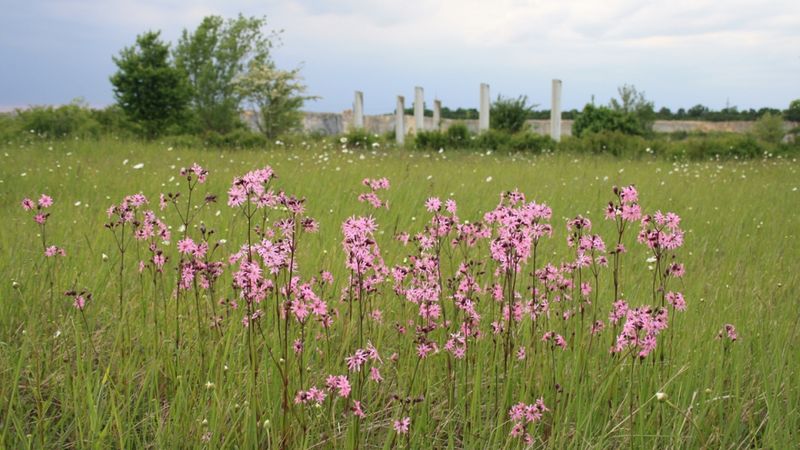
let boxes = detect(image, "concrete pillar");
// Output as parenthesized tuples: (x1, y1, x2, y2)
(414, 86, 424, 134)
(479, 83, 490, 133)
(550, 79, 562, 141)
(396, 95, 405, 145)
(353, 91, 364, 129)
(433, 99, 442, 131)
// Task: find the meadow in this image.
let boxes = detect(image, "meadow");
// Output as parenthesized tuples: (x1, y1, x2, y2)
(0, 138, 798, 449)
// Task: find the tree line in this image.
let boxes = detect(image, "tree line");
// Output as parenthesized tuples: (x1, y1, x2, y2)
(109, 14, 315, 139)
(409, 96, 800, 123)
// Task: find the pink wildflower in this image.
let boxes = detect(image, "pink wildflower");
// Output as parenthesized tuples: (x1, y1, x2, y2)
(351, 400, 366, 418)
(369, 366, 383, 383)
(666, 291, 687, 311)
(717, 324, 738, 342)
(44, 246, 65, 257)
(38, 194, 53, 208)
(325, 375, 351, 398)
(393, 417, 410, 434)
(425, 197, 441, 212)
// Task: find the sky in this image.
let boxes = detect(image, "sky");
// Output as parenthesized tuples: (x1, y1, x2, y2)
(1, 0, 799, 114)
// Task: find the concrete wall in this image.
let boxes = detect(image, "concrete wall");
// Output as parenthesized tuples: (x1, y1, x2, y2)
(248, 110, 796, 137)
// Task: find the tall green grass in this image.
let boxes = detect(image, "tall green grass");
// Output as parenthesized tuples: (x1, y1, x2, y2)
(0, 138, 798, 448)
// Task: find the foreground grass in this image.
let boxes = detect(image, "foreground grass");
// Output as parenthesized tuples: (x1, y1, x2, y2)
(0, 138, 798, 448)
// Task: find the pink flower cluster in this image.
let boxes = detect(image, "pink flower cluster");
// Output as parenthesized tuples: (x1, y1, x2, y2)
(180, 163, 208, 183)
(605, 185, 642, 222)
(509, 398, 549, 441)
(638, 211, 684, 250)
(21, 194, 54, 225)
(45, 245, 66, 257)
(484, 190, 552, 272)
(542, 331, 567, 350)
(22, 194, 66, 256)
(345, 342, 381, 372)
(358, 177, 390, 209)
(134, 210, 171, 243)
(294, 386, 327, 405)
(325, 375, 352, 398)
(342, 216, 387, 291)
(227, 166, 276, 208)
(231, 260, 271, 304)
(611, 305, 669, 358)
(288, 281, 328, 324)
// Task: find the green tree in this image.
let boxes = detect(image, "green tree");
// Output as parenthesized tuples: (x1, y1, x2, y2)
(490, 95, 536, 133)
(110, 31, 189, 138)
(785, 99, 800, 122)
(752, 112, 784, 144)
(174, 15, 277, 134)
(233, 61, 317, 139)
(573, 104, 642, 137)
(609, 84, 655, 135)
(687, 104, 709, 118)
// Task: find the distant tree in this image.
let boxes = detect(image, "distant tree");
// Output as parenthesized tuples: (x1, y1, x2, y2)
(573, 104, 643, 137)
(233, 61, 317, 138)
(783, 100, 800, 122)
(752, 112, 784, 144)
(440, 107, 479, 120)
(687, 104, 709, 118)
(110, 31, 189, 138)
(174, 15, 278, 134)
(609, 84, 655, 134)
(490, 95, 536, 133)
(562, 109, 579, 120)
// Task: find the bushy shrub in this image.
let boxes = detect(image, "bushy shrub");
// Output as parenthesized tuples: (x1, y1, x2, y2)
(508, 132, 555, 153)
(677, 134, 763, 160)
(0, 113, 21, 141)
(475, 129, 512, 150)
(414, 130, 449, 150)
(559, 131, 650, 157)
(343, 128, 381, 149)
(752, 113, 785, 144)
(491, 95, 534, 133)
(413, 127, 554, 153)
(204, 129, 268, 149)
(446, 123, 470, 144)
(90, 105, 136, 137)
(15, 101, 102, 138)
(785, 99, 800, 122)
(573, 104, 648, 137)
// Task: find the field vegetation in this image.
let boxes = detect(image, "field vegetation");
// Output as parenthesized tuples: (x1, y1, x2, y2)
(1, 138, 798, 448)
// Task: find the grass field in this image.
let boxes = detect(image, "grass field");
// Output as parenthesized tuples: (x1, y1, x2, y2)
(0, 138, 798, 448)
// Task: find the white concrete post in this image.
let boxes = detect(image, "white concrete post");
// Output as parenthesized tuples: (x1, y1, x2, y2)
(396, 95, 405, 145)
(353, 91, 364, 129)
(479, 83, 490, 133)
(414, 86, 424, 134)
(433, 99, 442, 131)
(550, 79, 562, 141)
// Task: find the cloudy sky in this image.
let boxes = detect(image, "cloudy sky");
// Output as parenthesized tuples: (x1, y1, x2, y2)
(1, 0, 799, 113)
